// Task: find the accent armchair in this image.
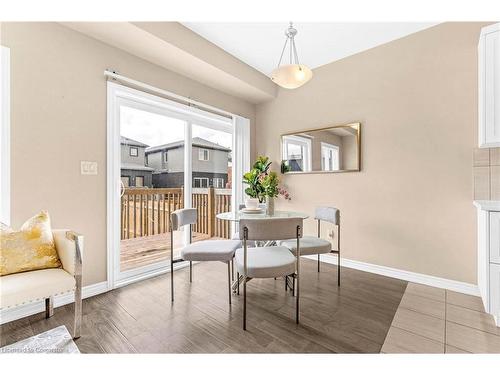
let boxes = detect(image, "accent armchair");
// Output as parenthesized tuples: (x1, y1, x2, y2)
(0, 230, 83, 338)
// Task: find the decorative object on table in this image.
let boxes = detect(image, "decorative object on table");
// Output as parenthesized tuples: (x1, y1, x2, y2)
(241, 207, 264, 214)
(243, 156, 292, 216)
(244, 197, 259, 209)
(271, 22, 313, 89)
(243, 156, 271, 203)
(0, 325, 80, 353)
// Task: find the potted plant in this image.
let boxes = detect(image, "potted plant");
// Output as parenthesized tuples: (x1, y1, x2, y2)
(243, 156, 291, 215)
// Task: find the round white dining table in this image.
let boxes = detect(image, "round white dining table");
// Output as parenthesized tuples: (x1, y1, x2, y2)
(216, 210, 309, 222)
(217, 209, 309, 293)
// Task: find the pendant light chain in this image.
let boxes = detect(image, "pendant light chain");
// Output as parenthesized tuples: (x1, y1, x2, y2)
(276, 36, 289, 68)
(292, 38, 301, 67)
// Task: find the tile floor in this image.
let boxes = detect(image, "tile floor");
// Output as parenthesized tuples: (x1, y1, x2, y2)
(381, 282, 500, 353)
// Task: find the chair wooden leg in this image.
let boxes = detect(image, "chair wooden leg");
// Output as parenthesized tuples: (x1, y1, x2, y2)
(45, 297, 54, 318)
(189, 261, 193, 283)
(317, 254, 320, 272)
(237, 272, 240, 295)
(227, 261, 231, 305)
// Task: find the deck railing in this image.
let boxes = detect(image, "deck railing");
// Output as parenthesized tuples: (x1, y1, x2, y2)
(121, 187, 232, 240)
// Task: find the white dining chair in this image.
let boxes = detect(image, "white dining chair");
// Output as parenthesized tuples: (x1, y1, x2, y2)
(280, 206, 341, 286)
(170, 208, 241, 304)
(235, 217, 302, 330)
(231, 203, 266, 242)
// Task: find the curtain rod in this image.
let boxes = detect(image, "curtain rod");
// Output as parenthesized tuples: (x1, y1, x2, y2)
(104, 70, 235, 120)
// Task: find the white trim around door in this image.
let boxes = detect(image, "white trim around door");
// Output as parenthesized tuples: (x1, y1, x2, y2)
(107, 80, 250, 290)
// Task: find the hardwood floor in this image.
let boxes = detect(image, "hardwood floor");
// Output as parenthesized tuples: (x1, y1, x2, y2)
(0, 258, 407, 353)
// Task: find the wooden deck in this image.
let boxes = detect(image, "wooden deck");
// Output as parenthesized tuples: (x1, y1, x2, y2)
(120, 232, 219, 271)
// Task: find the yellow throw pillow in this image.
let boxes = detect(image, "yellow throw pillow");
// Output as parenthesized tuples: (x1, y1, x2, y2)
(0, 211, 62, 276)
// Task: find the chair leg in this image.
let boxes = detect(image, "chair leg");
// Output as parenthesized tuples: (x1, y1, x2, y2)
(73, 284, 82, 339)
(296, 273, 300, 325)
(317, 254, 320, 272)
(237, 272, 240, 295)
(243, 275, 247, 330)
(227, 261, 232, 305)
(337, 251, 341, 286)
(171, 261, 174, 302)
(170, 231, 174, 302)
(45, 297, 54, 319)
(296, 256, 300, 325)
(292, 275, 295, 297)
(231, 259, 235, 281)
(189, 261, 193, 283)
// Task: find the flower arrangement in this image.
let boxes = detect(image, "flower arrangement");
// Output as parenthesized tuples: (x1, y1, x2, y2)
(243, 156, 291, 203)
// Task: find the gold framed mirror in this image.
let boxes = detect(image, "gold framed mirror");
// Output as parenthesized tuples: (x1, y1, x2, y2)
(281, 122, 361, 174)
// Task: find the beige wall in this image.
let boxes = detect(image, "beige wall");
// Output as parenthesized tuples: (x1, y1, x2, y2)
(256, 23, 489, 284)
(1, 22, 256, 286)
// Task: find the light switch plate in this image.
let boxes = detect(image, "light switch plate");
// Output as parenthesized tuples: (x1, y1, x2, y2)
(81, 161, 98, 175)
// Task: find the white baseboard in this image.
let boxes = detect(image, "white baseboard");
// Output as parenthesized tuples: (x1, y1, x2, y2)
(308, 254, 480, 297)
(0, 281, 108, 325)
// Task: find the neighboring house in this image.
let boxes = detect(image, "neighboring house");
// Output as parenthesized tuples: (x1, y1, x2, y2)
(120, 136, 154, 187)
(146, 137, 230, 188)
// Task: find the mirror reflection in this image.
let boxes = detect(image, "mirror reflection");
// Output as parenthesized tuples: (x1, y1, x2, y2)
(281, 123, 360, 173)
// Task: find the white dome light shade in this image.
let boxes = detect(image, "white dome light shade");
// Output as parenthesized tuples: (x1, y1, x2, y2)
(271, 23, 313, 89)
(271, 64, 313, 89)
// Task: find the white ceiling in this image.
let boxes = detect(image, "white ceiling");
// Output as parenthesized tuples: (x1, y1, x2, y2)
(183, 22, 438, 75)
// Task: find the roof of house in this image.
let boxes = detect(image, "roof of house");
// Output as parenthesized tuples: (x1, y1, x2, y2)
(145, 137, 230, 153)
(121, 136, 149, 148)
(120, 163, 155, 172)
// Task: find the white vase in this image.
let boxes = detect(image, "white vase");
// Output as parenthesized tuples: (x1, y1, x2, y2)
(266, 197, 275, 216)
(245, 198, 259, 209)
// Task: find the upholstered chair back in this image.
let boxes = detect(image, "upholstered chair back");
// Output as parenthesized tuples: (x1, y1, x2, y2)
(171, 208, 197, 230)
(239, 217, 303, 241)
(314, 207, 340, 225)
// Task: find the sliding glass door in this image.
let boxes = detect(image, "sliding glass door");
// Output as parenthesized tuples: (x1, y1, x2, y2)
(119, 104, 187, 275)
(108, 82, 242, 288)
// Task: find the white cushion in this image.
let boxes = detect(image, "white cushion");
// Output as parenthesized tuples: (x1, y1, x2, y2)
(53, 229, 81, 276)
(0, 268, 76, 309)
(181, 240, 240, 262)
(235, 246, 296, 279)
(279, 236, 332, 256)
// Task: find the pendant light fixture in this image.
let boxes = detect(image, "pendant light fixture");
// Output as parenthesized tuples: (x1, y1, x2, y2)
(271, 22, 313, 89)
